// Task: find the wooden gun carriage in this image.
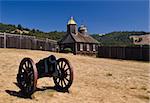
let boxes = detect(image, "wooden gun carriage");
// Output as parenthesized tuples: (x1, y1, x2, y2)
(16, 55, 73, 95)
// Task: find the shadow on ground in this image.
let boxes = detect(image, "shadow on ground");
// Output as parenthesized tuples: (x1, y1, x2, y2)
(5, 82, 69, 99)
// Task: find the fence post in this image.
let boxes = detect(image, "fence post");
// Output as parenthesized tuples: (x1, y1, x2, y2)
(19, 35, 22, 49)
(109, 46, 111, 58)
(140, 45, 143, 60)
(34, 37, 37, 50)
(4, 32, 6, 48)
(45, 38, 48, 51)
(123, 46, 125, 59)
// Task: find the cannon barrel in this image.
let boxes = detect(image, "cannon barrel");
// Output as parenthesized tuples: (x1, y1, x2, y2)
(36, 55, 57, 78)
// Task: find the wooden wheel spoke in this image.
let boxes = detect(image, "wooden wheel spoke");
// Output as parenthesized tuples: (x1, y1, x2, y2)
(64, 68, 69, 73)
(58, 63, 61, 69)
(19, 72, 26, 79)
(64, 77, 70, 82)
(28, 86, 32, 92)
(57, 65, 59, 70)
(60, 79, 63, 87)
(28, 61, 30, 68)
(21, 65, 26, 72)
(57, 78, 60, 83)
(63, 79, 67, 86)
(20, 74, 24, 78)
(19, 70, 25, 74)
(63, 63, 67, 69)
(61, 61, 63, 68)
(25, 61, 28, 68)
(28, 62, 31, 68)
(26, 61, 29, 67)
(21, 80, 25, 85)
(66, 72, 71, 76)
(28, 71, 33, 76)
(26, 86, 32, 93)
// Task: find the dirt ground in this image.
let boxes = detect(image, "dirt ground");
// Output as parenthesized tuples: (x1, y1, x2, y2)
(0, 48, 149, 103)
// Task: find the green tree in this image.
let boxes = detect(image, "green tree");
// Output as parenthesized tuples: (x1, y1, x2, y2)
(32, 29, 36, 33)
(17, 24, 23, 30)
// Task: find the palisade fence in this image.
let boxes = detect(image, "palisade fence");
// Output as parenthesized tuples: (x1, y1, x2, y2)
(98, 46, 150, 61)
(0, 33, 58, 51)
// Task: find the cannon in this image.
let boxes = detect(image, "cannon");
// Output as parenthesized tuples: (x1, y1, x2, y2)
(16, 55, 73, 95)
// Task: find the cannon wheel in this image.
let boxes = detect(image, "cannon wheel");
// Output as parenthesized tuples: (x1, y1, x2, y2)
(53, 58, 73, 90)
(17, 58, 38, 95)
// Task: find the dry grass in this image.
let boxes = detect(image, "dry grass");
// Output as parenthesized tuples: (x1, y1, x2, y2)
(0, 48, 149, 103)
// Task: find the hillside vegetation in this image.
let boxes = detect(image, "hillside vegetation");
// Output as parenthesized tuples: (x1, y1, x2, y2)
(0, 23, 66, 41)
(92, 31, 149, 46)
(0, 23, 149, 46)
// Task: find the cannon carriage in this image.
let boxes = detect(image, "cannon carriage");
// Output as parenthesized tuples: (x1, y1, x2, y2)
(16, 55, 73, 95)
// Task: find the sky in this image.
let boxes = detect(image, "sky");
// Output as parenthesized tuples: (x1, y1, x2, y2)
(0, 0, 149, 34)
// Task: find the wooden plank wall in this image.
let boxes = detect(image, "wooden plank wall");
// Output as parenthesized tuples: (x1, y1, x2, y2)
(98, 46, 150, 61)
(0, 33, 57, 52)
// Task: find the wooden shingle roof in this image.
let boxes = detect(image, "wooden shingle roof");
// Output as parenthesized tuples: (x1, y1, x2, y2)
(71, 32, 99, 43)
(59, 32, 99, 44)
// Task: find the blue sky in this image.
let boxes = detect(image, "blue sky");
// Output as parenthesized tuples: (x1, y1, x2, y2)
(0, 0, 149, 34)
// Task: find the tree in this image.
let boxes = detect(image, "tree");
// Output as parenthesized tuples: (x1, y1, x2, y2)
(36, 29, 40, 32)
(17, 24, 23, 30)
(32, 29, 35, 33)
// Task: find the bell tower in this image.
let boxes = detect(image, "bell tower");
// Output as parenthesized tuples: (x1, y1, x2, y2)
(67, 17, 77, 34)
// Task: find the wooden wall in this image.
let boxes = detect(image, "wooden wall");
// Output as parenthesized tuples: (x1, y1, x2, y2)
(0, 33, 58, 51)
(98, 46, 150, 61)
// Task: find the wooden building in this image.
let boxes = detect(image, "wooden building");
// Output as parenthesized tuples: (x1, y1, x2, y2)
(58, 17, 99, 55)
(129, 34, 150, 45)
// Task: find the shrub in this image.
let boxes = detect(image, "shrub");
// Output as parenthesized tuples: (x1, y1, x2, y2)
(63, 48, 72, 53)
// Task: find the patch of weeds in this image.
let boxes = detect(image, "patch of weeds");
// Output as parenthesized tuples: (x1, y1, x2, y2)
(130, 87, 137, 89)
(31, 94, 35, 99)
(106, 73, 112, 76)
(136, 95, 149, 100)
(140, 86, 147, 91)
(44, 90, 55, 97)
(147, 90, 150, 93)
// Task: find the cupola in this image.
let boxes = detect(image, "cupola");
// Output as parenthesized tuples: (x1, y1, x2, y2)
(78, 24, 88, 35)
(67, 17, 77, 34)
